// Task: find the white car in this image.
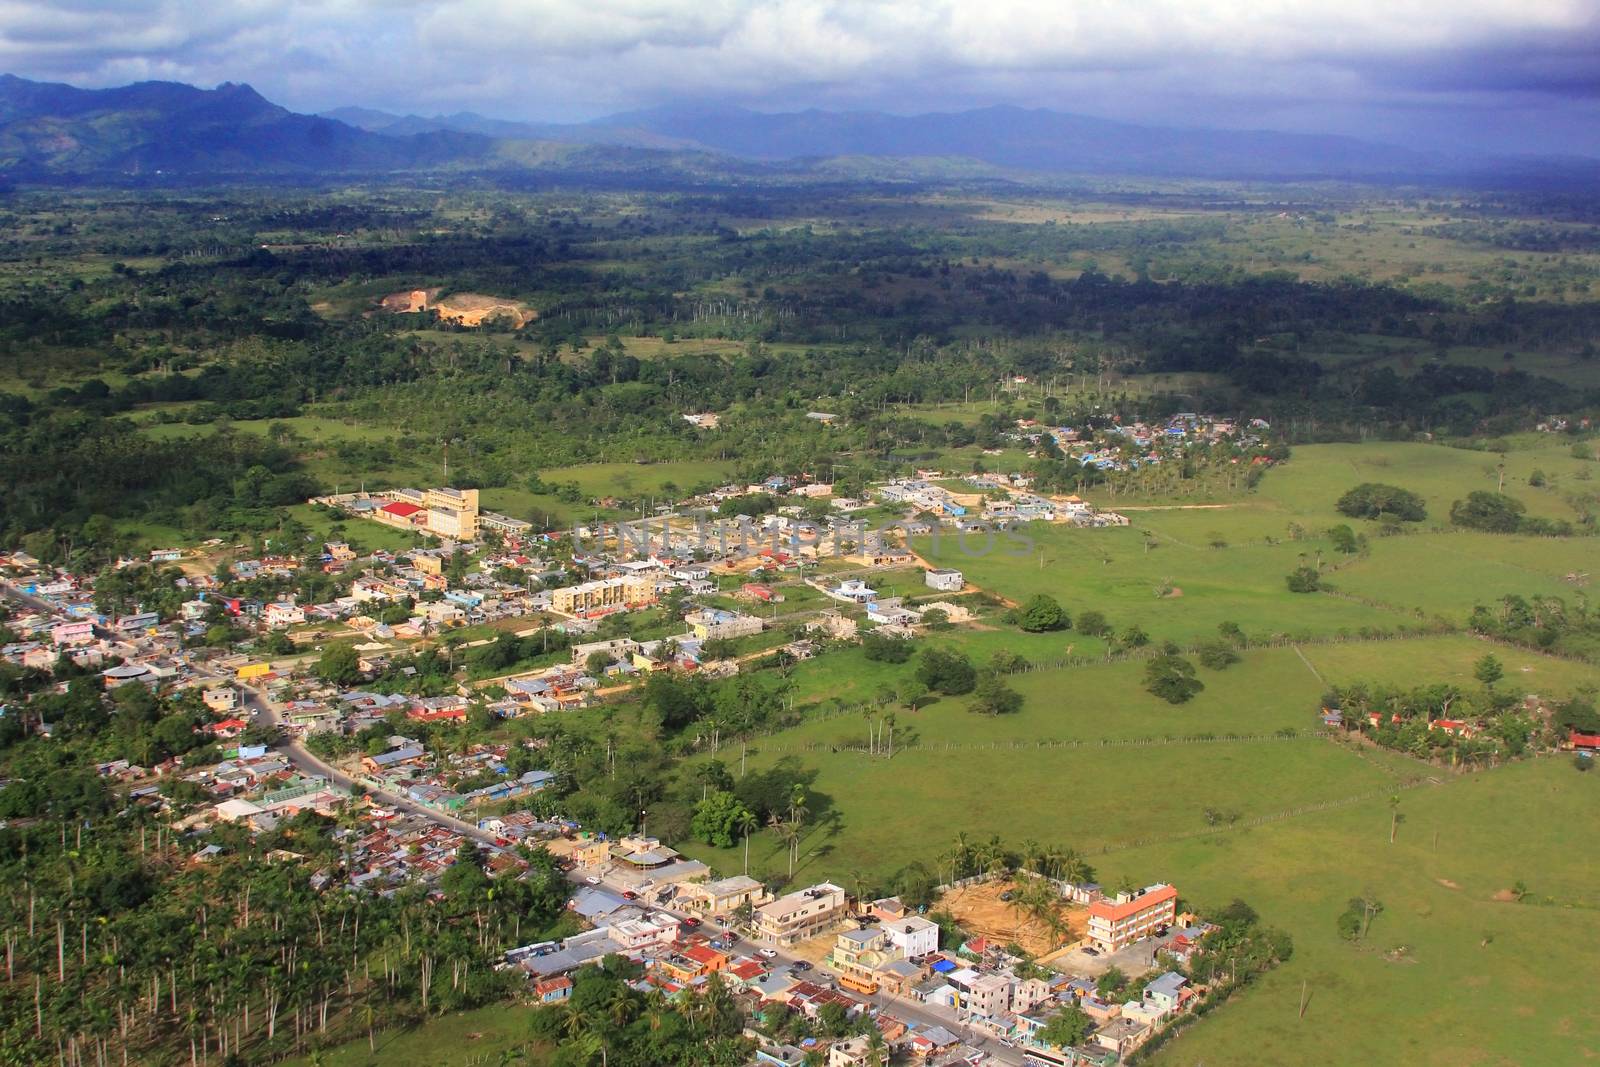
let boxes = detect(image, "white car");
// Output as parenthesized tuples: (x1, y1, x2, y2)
(758, 948, 778, 959)
(585, 875, 602, 885)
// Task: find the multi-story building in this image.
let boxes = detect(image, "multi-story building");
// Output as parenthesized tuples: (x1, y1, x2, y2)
(685, 608, 763, 641)
(828, 927, 895, 994)
(880, 915, 940, 959)
(754, 883, 849, 946)
(675, 875, 769, 916)
(550, 576, 656, 616)
(1086, 883, 1178, 952)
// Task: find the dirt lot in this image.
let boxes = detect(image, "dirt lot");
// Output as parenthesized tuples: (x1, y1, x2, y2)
(937, 879, 1086, 959)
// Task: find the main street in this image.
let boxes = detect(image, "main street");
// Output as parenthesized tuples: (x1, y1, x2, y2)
(235, 681, 499, 846)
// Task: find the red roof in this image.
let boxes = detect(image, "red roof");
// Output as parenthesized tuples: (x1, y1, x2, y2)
(1572, 731, 1600, 750)
(1087, 884, 1178, 922)
(381, 502, 423, 518)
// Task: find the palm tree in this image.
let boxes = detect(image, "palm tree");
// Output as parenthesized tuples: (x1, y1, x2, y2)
(1020, 838, 1043, 876)
(736, 808, 760, 876)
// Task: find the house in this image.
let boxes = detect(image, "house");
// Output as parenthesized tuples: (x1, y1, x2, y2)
(676, 875, 769, 916)
(755, 883, 850, 946)
(1086, 883, 1178, 952)
(50, 620, 95, 647)
(1142, 971, 1188, 1015)
(532, 976, 573, 1004)
(361, 745, 426, 773)
(880, 915, 940, 959)
(924, 568, 964, 592)
(829, 927, 894, 994)
(264, 600, 305, 628)
(685, 608, 763, 641)
(828, 1035, 875, 1067)
(202, 686, 240, 713)
(828, 579, 877, 604)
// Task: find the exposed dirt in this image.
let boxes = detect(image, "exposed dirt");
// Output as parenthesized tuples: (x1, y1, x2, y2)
(1492, 889, 1521, 902)
(937, 879, 1086, 958)
(1436, 878, 1461, 890)
(379, 288, 537, 328)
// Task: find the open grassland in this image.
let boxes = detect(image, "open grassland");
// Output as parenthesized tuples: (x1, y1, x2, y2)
(1258, 441, 1595, 525)
(1122, 758, 1600, 1067)
(918, 522, 1407, 644)
(1324, 532, 1599, 617)
(279, 1003, 546, 1067)
(676, 635, 1593, 886)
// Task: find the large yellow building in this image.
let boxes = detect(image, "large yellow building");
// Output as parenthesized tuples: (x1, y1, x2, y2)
(550, 576, 657, 616)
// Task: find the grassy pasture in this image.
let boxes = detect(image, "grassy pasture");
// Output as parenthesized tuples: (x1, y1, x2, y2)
(1124, 758, 1600, 1067)
(917, 521, 1406, 645)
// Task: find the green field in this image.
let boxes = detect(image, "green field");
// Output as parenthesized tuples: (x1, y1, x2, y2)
(1123, 758, 1600, 1067)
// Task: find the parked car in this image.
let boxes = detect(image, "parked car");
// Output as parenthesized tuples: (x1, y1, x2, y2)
(1082, 947, 1098, 956)
(621, 890, 638, 900)
(791, 961, 813, 972)
(680, 917, 701, 929)
(759, 948, 778, 959)
(585, 875, 602, 885)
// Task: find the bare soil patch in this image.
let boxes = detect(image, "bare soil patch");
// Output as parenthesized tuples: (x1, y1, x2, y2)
(937, 879, 1086, 958)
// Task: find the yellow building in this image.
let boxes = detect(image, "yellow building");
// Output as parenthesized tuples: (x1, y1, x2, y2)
(236, 662, 272, 681)
(550, 576, 657, 616)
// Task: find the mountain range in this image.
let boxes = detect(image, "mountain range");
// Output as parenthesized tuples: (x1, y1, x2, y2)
(1, 73, 1593, 186)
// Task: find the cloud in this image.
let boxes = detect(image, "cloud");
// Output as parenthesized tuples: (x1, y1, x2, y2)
(0, 0, 1596, 151)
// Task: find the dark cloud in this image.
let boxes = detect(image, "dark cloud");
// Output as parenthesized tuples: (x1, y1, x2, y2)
(0, 0, 1595, 155)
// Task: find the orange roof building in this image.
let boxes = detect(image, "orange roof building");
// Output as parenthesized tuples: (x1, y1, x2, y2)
(1086, 883, 1178, 952)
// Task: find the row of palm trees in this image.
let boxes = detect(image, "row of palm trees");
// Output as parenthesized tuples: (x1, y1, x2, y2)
(937, 832, 1094, 887)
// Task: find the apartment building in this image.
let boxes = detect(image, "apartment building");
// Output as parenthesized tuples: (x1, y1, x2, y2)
(685, 608, 763, 641)
(829, 926, 894, 994)
(550, 576, 656, 616)
(1086, 883, 1178, 952)
(754, 883, 849, 946)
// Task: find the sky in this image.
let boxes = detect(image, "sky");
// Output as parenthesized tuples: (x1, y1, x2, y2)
(1, 0, 1597, 155)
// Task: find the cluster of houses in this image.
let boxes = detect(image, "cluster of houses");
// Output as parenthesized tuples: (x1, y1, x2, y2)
(513, 859, 1208, 1066)
(1003, 412, 1269, 475)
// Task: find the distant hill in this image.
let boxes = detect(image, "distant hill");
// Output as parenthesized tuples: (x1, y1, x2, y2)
(3, 74, 1595, 187)
(0, 75, 490, 177)
(327, 98, 1600, 184)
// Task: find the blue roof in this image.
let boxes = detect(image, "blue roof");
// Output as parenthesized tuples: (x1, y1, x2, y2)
(931, 958, 956, 973)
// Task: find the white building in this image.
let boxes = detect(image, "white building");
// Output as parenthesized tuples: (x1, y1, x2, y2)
(880, 915, 940, 958)
(924, 568, 964, 592)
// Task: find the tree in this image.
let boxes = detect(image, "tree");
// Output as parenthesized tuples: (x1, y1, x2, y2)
(1018, 593, 1069, 632)
(1075, 610, 1110, 637)
(1195, 642, 1241, 670)
(690, 790, 754, 849)
(1144, 653, 1204, 704)
(1336, 482, 1427, 522)
(314, 641, 363, 686)
(1118, 624, 1150, 648)
(1036, 1003, 1091, 1048)
(971, 672, 1024, 716)
(1450, 491, 1526, 533)
(916, 647, 977, 695)
(1286, 566, 1322, 593)
(585, 651, 614, 676)
(1473, 654, 1504, 688)
(1328, 524, 1359, 554)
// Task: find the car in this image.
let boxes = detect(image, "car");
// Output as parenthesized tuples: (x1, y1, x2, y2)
(791, 960, 813, 972)
(722, 932, 740, 944)
(1081, 947, 1098, 956)
(621, 890, 638, 900)
(758, 948, 778, 959)
(585, 875, 602, 885)
(680, 917, 701, 929)
(998, 891, 1014, 902)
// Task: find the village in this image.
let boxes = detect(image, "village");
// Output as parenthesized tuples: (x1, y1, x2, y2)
(0, 407, 1466, 1065)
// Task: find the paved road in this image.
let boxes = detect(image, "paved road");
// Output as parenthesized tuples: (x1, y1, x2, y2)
(234, 682, 498, 846)
(1, 581, 66, 617)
